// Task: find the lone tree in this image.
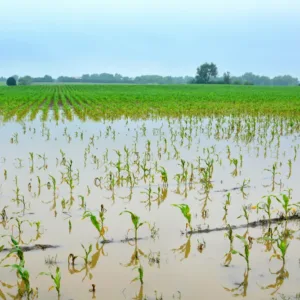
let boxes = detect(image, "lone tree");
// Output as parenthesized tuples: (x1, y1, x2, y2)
(195, 63, 218, 83)
(6, 77, 17, 86)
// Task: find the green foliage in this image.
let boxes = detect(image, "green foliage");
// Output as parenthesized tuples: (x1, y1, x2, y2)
(82, 211, 107, 240)
(231, 234, 251, 270)
(256, 196, 273, 222)
(39, 267, 61, 296)
(172, 204, 192, 230)
(18, 76, 32, 86)
(120, 211, 149, 240)
(6, 77, 17, 86)
(1, 85, 300, 120)
(237, 205, 250, 225)
(223, 72, 231, 84)
(275, 193, 300, 219)
(195, 63, 218, 83)
(8, 263, 31, 295)
(81, 244, 93, 265)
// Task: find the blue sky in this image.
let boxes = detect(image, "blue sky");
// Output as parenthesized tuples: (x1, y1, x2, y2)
(0, 0, 300, 78)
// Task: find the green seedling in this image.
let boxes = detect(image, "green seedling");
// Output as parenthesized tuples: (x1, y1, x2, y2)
(81, 244, 93, 265)
(1, 237, 24, 263)
(38, 267, 61, 296)
(231, 234, 251, 270)
(238, 205, 250, 225)
(275, 193, 299, 220)
(159, 167, 168, 186)
(120, 211, 149, 240)
(255, 195, 273, 223)
(49, 175, 57, 193)
(131, 264, 144, 285)
(172, 204, 192, 231)
(230, 158, 238, 177)
(240, 179, 250, 199)
(224, 225, 234, 266)
(270, 236, 289, 263)
(82, 211, 107, 241)
(69, 220, 72, 233)
(5, 262, 32, 297)
(222, 193, 231, 224)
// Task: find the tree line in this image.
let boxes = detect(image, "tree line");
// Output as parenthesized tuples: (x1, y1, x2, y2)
(192, 63, 299, 86)
(2, 64, 299, 86)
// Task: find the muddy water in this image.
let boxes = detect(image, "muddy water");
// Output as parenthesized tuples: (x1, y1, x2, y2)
(0, 114, 300, 300)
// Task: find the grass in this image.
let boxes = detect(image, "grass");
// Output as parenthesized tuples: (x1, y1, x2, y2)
(0, 84, 300, 121)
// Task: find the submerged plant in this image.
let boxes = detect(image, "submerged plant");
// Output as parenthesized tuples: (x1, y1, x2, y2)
(172, 204, 192, 231)
(231, 234, 251, 270)
(224, 225, 234, 267)
(6, 262, 32, 297)
(255, 195, 273, 223)
(2, 237, 32, 297)
(81, 244, 93, 265)
(159, 167, 168, 186)
(131, 264, 144, 285)
(38, 267, 61, 296)
(275, 193, 299, 220)
(82, 211, 108, 241)
(222, 193, 231, 224)
(120, 211, 149, 240)
(238, 205, 250, 226)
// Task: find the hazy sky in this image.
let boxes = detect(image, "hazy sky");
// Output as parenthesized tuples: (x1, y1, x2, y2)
(1, 0, 300, 78)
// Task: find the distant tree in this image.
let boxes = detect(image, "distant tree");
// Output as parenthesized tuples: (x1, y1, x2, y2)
(259, 76, 271, 86)
(32, 75, 54, 83)
(195, 63, 218, 84)
(6, 77, 17, 86)
(272, 75, 298, 86)
(232, 80, 241, 85)
(18, 76, 32, 85)
(43, 75, 54, 82)
(223, 72, 231, 84)
(12, 75, 19, 81)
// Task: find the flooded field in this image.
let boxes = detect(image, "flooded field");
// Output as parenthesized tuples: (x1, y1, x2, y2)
(1, 112, 300, 300)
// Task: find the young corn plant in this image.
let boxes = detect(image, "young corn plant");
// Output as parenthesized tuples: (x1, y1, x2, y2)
(120, 211, 149, 241)
(159, 167, 168, 186)
(49, 175, 57, 199)
(222, 193, 231, 224)
(238, 205, 250, 226)
(270, 236, 289, 263)
(231, 235, 251, 270)
(131, 264, 144, 285)
(81, 244, 93, 265)
(2, 237, 31, 297)
(255, 195, 273, 223)
(275, 193, 299, 220)
(82, 211, 108, 241)
(1, 236, 24, 263)
(240, 179, 250, 199)
(172, 204, 192, 231)
(6, 262, 32, 297)
(38, 267, 61, 297)
(264, 162, 280, 192)
(224, 225, 234, 267)
(230, 158, 238, 177)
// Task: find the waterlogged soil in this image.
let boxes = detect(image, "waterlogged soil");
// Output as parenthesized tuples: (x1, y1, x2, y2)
(0, 113, 300, 300)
